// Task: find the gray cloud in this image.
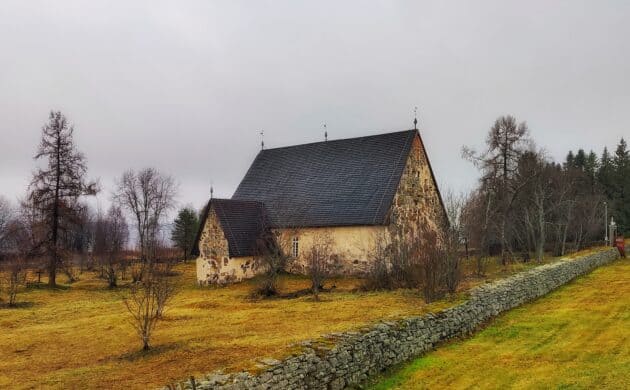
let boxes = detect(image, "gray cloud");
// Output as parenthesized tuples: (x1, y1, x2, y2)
(1, 0, 629, 212)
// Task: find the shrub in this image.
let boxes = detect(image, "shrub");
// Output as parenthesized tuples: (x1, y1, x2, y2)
(123, 265, 176, 350)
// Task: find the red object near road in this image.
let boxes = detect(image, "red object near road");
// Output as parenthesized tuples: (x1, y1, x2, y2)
(615, 236, 626, 258)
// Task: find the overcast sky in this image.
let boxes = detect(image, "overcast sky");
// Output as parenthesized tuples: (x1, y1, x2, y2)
(1, 0, 629, 213)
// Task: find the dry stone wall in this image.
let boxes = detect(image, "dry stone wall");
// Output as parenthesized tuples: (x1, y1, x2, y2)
(170, 247, 624, 390)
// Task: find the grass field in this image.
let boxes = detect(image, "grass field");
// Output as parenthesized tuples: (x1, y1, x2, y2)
(0, 247, 612, 389)
(371, 258, 630, 390)
(0, 265, 447, 389)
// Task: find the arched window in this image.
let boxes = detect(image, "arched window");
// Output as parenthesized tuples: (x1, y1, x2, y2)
(292, 236, 299, 258)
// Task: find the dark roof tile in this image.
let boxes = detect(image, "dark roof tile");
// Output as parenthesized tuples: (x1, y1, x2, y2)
(232, 129, 417, 227)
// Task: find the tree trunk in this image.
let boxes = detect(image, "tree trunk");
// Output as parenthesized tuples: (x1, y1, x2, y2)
(49, 134, 62, 287)
(500, 211, 510, 266)
(501, 129, 509, 266)
(536, 208, 545, 262)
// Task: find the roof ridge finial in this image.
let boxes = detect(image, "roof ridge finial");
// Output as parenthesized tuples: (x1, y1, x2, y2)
(324, 123, 328, 142)
(260, 130, 265, 150)
(413, 106, 418, 130)
(210, 183, 214, 200)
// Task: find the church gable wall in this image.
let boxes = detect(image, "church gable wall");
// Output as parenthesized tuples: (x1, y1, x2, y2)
(389, 134, 446, 236)
(196, 207, 261, 285)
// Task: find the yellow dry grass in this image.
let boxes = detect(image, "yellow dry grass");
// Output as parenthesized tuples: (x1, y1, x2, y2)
(0, 266, 446, 389)
(0, 246, 612, 389)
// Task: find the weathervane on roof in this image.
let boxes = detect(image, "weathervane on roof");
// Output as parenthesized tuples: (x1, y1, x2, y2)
(260, 130, 265, 150)
(324, 123, 328, 142)
(413, 106, 419, 130)
(210, 183, 214, 200)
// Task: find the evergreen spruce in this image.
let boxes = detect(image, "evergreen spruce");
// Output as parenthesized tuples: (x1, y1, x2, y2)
(171, 207, 200, 260)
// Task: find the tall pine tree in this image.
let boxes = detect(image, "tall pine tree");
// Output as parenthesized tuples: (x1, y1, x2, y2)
(598, 147, 615, 199)
(565, 150, 575, 169)
(574, 149, 587, 171)
(584, 151, 599, 193)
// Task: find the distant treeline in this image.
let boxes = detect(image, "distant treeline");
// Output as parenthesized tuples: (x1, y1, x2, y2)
(461, 116, 628, 266)
(564, 140, 630, 234)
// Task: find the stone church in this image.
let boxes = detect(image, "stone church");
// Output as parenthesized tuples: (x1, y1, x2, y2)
(192, 129, 447, 285)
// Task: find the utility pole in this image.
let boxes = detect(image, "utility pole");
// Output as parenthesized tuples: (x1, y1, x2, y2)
(604, 201, 608, 245)
(610, 217, 617, 246)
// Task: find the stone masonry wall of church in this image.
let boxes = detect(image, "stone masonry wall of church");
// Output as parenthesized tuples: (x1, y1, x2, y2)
(389, 134, 446, 237)
(196, 207, 258, 285)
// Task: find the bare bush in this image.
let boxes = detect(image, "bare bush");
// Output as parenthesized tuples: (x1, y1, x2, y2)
(306, 231, 335, 300)
(252, 211, 294, 297)
(362, 231, 394, 291)
(123, 266, 176, 351)
(387, 217, 419, 289)
(3, 257, 26, 306)
(362, 215, 434, 294)
(412, 224, 447, 303)
(363, 215, 449, 301)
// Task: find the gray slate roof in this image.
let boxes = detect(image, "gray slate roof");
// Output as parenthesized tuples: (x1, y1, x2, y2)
(232, 129, 417, 227)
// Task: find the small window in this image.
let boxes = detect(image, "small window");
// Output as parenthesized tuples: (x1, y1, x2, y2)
(292, 236, 299, 258)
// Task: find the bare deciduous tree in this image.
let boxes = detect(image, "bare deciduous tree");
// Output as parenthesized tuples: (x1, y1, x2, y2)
(461, 189, 493, 276)
(442, 190, 467, 294)
(114, 168, 177, 279)
(94, 206, 129, 288)
(464, 115, 532, 265)
(0, 197, 14, 255)
(1, 205, 34, 306)
(28, 111, 98, 286)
